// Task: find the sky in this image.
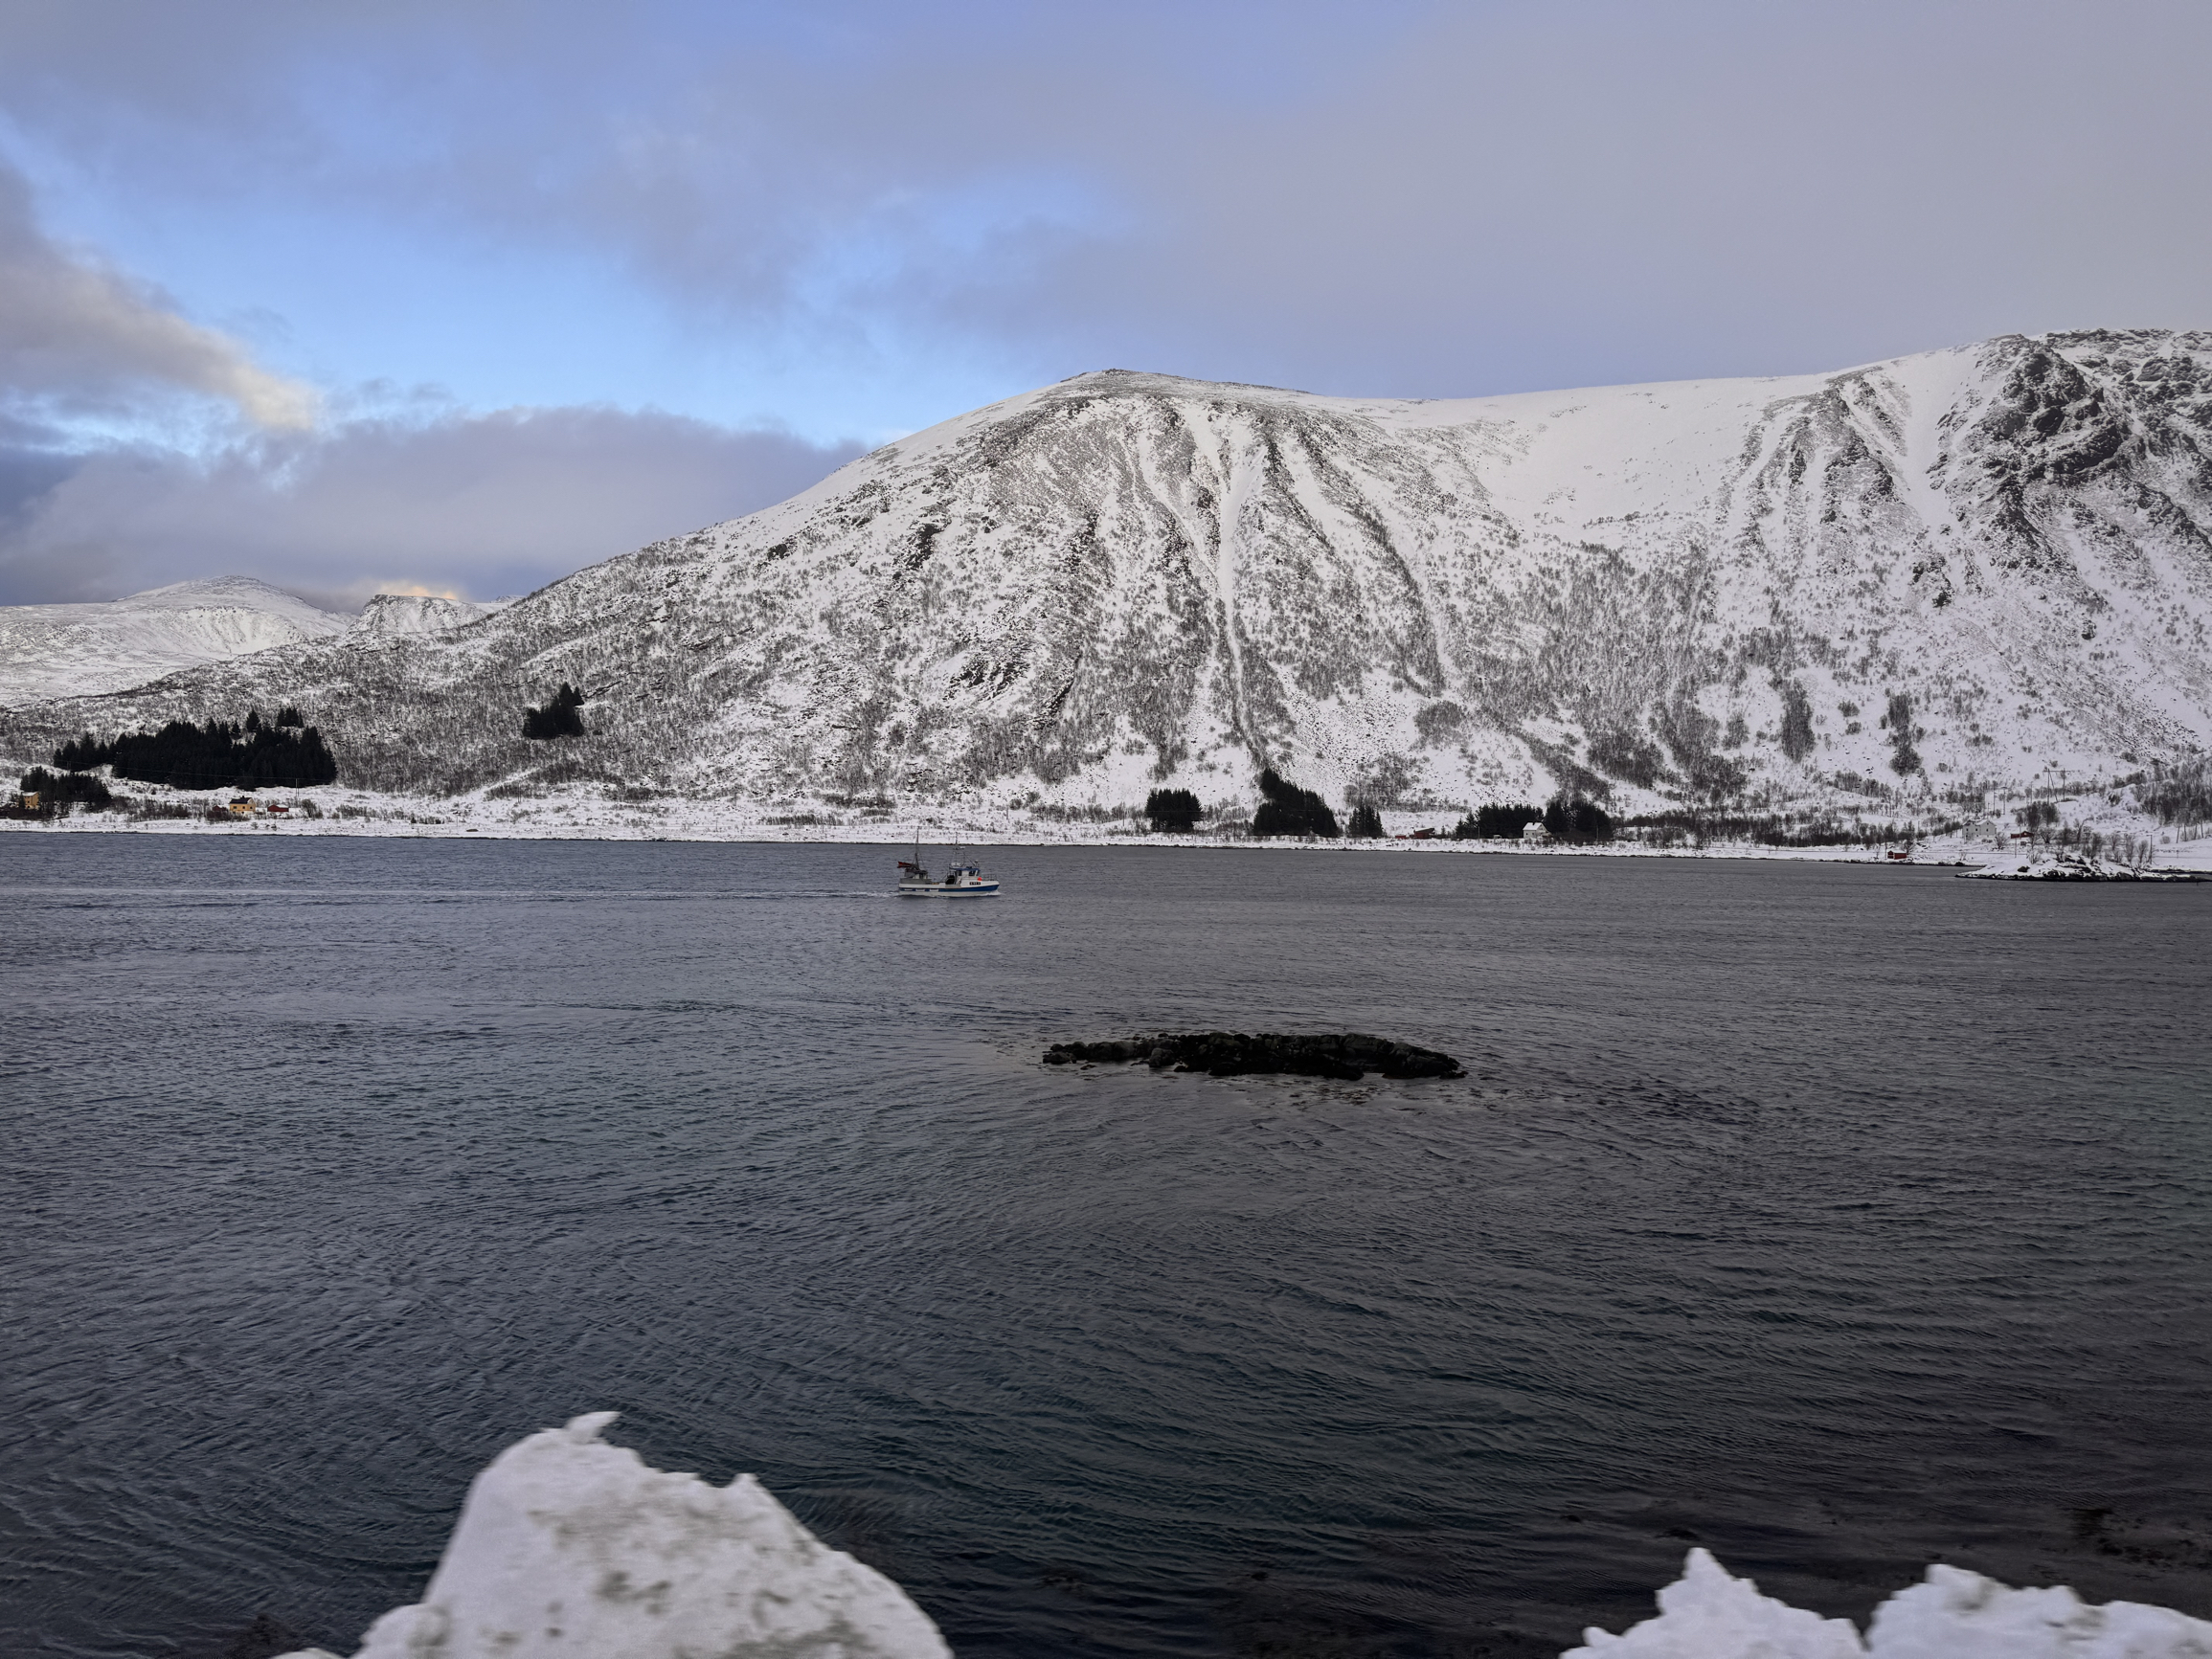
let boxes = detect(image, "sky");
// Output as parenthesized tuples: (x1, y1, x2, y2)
(1, 0, 2208, 609)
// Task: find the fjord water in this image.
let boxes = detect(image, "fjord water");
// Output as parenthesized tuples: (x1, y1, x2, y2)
(5, 840, 2208, 1659)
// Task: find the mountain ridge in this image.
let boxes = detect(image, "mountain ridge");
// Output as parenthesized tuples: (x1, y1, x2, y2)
(5, 329, 2208, 821)
(0, 577, 350, 707)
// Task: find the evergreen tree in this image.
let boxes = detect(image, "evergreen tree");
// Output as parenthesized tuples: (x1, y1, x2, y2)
(1777, 679, 1817, 762)
(53, 732, 106, 773)
(1463, 803, 1543, 839)
(1144, 788, 1202, 832)
(1346, 801, 1384, 838)
(1544, 796, 1614, 841)
(523, 684, 587, 740)
(52, 717, 337, 790)
(1885, 692, 1922, 775)
(18, 766, 113, 806)
(1251, 769, 1340, 838)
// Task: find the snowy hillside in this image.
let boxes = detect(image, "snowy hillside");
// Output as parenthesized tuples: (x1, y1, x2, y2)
(5, 330, 2209, 818)
(0, 577, 349, 706)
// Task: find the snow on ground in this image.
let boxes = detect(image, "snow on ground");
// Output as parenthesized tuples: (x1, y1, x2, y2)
(1569, 1548, 2212, 1659)
(6, 774, 2207, 876)
(1960, 849, 2201, 881)
(279, 1412, 948, 1659)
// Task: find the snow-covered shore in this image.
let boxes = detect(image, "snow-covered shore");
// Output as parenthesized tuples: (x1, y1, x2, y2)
(1961, 848, 2204, 881)
(7, 785, 2209, 876)
(280, 1415, 2212, 1659)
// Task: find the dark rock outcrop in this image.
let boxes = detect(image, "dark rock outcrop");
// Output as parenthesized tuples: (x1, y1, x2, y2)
(1044, 1031, 1463, 1080)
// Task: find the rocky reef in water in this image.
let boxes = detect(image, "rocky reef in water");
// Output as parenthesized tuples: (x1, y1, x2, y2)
(1044, 1031, 1464, 1080)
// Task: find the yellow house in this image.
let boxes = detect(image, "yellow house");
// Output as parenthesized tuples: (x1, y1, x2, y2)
(228, 797, 254, 817)
(19, 792, 38, 813)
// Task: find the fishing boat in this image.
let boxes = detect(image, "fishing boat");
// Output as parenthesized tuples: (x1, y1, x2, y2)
(895, 836, 1001, 897)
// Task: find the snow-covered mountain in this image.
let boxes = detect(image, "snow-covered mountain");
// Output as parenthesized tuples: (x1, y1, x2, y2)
(0, 577, 350, 707)
(6, 330, 2209, 816)
(348, 593, 511, 641)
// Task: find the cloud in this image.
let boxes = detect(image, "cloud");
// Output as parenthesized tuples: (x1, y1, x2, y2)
(7, 0, 2194, 403)
(0, 165, 317, 429)
(0, 405, 863, 607)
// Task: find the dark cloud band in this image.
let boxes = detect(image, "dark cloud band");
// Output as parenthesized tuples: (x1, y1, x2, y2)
(0, 408, 862, 608)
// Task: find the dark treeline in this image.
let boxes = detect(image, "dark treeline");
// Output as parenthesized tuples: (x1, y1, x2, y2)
(1620, 809, 1939, 848)
(55, 712, 338, 791)
(1454, 803, 1543, 839)
(1449, 798, 1614, 841)
(1252, 769, 1339, 838)
(1544, 797, 1613, 840)
(1144, 787, 1201, 832)
(523, 684, 587, 740)
(15, 767, 114, 808)
(2139, 757, 2210, 826)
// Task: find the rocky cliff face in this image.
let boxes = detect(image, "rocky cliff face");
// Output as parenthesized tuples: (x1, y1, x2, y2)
(7, 329, 2209, 815)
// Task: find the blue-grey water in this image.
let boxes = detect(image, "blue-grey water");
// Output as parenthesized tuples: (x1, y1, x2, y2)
(4, 838, 2210, 1658)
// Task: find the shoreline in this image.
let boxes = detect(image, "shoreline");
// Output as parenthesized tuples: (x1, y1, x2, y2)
(7, 805, 2208, 875)
(6, 773, 2205, 874)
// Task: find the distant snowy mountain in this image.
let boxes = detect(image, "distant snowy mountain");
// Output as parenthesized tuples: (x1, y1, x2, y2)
(348, 593, 511, 640)
(5, 329, 2209, 817)
(0, 577, 350, 707)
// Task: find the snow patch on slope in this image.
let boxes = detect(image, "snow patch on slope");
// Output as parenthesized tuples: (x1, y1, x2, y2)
(0, 576, 348, 706)
(282, 1411, 948, 1659)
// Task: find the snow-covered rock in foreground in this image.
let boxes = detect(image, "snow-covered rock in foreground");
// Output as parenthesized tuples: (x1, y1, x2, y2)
(1870, 1563, 2212, 1658)
(0, 576, 350, 706)
(1566, 1549, 1862, 1658)
(1568, 1549, 2212, 1659)
(254, 1454, 2212, 1659)
(282, 1411, 948, 1659)
(348, 593, 509, 640)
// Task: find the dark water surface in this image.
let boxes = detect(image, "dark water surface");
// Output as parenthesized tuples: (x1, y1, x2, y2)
(5, 839, 2210, 1657)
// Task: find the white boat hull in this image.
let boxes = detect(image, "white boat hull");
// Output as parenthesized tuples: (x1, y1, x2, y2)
(896, 880, 1000, 897)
